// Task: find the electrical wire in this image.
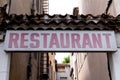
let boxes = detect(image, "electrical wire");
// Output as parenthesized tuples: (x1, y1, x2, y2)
(105, 0, 112, 14)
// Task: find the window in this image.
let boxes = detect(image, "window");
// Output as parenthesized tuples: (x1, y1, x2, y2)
(60, 77, 67, 80)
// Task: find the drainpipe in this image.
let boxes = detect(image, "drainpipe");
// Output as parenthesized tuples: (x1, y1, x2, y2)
(8, 0, 11, 14)
(107, 53, 112, 80)
(31, 0, 35, 15)
(27, 53, 32, 80)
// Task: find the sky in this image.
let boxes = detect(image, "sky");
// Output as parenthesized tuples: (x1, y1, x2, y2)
(55, 52, 70, 63)
(49, 0, 78, 63)
(49, 0, 79, 15)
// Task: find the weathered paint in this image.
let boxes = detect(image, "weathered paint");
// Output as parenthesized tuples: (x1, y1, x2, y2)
(108, 32, 120, 80)
(70, 53, 110, 80)
(4, 31, 117, 51)
(0, 42, 10, 80)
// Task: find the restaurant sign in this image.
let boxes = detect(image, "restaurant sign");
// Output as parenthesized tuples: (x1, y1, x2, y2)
(4, 30, 117, 51)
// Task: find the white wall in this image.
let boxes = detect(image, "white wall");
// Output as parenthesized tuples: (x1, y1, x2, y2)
(109, 49, 120, 80)
(79, 0, 108, 15)
(113, 0, 120, 16)
(109, 32, 120, 80)
(0, 42, 10, 80)
(57, 66, 72, 80)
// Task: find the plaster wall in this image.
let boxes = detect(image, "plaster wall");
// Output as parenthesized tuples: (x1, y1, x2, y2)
(0, 42, 10, 80)
(77, 53, 110, 80)
(109, 49, 120, 80)
(108, 32, 120, 80)
(79, 0, 108, 15)
(0, 0, 7, 6)
(9, 0, 32, 14)
(9, 52, 29, 80)
(113, 0, 120, 16)
(79, 0, 115, 16)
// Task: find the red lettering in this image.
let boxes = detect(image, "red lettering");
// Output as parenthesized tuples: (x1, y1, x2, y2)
(20, 33, 28, 48)
(49, 33, 60, 48)
(8, 33, 19, 48)
(60, 33, 70, 48)
(41, 33, 50, 48)
(30, 33, 40, 48)
(82, 34, 92, 48)
(103, 33, 111, 48)
(71, 33, 81, 48)
(92, 34, 102, 48)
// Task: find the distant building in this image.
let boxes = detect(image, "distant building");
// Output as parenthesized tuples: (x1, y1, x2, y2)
(56, 63, 72, 80)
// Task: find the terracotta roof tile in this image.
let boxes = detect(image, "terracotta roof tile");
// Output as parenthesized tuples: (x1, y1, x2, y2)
(0, 14, 120, 31)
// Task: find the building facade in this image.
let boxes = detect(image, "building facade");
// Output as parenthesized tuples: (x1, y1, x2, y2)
(0, 0, 49, 14)
(48, 53, 57, 80)
(10, 0, 49, 14)
(70, 0, 120, 80)
(78, 0, 120, 16)
(70, 53, 110, 80)
(0, 0, 56, 80)
(56, 63, 72, 80)
(0, 0, 120, 80)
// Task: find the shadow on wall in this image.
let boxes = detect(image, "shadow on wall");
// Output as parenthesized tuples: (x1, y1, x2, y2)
(79, 53, 110, 80)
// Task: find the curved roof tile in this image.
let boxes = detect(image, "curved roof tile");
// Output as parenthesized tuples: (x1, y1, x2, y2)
(0, 13, 120, 31)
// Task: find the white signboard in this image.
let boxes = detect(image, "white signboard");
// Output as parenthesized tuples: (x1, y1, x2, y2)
(4, 30, 117, 51)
